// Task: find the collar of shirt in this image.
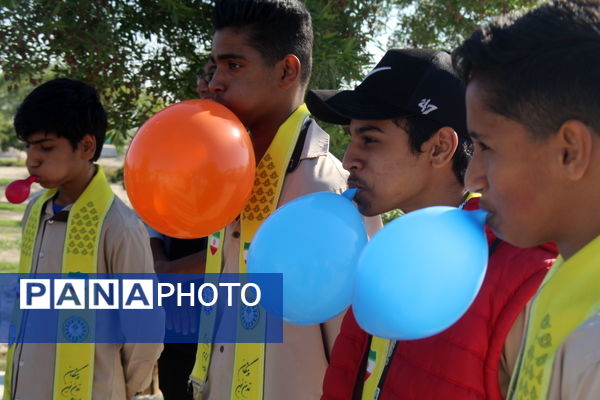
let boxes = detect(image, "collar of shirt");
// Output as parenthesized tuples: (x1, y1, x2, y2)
(300, 119, 330, 160)
(42, 198, 72, 222)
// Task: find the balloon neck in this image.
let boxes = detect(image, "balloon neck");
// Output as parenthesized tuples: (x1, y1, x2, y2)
(25, 176, 39, 184)
(342, 188, 358, 201)
(465, 209, 488, 227)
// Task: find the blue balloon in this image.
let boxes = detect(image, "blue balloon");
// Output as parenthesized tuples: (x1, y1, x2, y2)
(353, 206, 488, 340)
(248, 189, 367, 325)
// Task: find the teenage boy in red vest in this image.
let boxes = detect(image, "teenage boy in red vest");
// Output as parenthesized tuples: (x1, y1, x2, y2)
(307, 49, 557, 400)
(453, 1, 600, 398)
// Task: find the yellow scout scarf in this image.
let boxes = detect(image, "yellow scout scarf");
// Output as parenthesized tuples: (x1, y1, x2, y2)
(3, 166, 114, 400)
(362, 337, 393, 400)
(190, 104, 310, 400)
(509, 234, 600, 400)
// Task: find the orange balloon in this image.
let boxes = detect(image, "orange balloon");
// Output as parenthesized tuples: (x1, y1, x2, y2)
(124, 100, 255, 239)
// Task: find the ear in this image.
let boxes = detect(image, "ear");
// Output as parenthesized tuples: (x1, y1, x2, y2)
(426, 126, 459, 169)
(79, 134, 97, 162)
(557, 120, 593, 181)
(278, 54, 301, 89)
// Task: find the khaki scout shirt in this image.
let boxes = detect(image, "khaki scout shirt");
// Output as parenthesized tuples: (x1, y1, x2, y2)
(12, 195, 163, 400)
(203, 120, 382, 400)
(546, 312, 600, 400)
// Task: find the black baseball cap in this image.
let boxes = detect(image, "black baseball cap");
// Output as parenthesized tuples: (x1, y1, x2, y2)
(305, 49, 468, 137)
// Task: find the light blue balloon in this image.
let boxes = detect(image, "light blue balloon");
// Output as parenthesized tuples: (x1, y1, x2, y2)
(353, 206, 488, 340)
(248, 189, 367, 325)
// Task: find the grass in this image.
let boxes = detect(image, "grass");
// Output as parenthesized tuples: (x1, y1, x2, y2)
(0, 221, 19, 228)
(0, 261, 17, 273)
(0, 346, 6, 373)
(0, 159, 25, 167)
(0, 178, 12, 186)
(0, 203, 26, 212)
(0, 238, 20, 251)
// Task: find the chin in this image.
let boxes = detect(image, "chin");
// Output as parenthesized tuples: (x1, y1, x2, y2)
(37, 179, 57, 189)
(494, 224, 540, 249)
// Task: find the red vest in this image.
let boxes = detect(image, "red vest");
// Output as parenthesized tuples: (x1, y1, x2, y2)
(322, 201, 557, 400)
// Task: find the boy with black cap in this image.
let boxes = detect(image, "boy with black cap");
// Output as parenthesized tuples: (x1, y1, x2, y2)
(453, 1, 600, 398)
(307, 49, 556, 400)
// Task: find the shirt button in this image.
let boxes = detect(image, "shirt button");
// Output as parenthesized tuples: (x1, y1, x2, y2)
(219, 345, 224, 353)
(48, 220, 54, 224)
(19, 360, 25, 367)
(232, 231, 240, 238)
(39, 252, 44, 258)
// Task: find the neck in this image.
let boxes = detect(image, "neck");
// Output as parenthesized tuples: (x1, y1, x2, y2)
(250, 95, 304, 162)
(55, 163, 96, 206)
(556, 207, 600, 260)
(401, 173, 466, 214)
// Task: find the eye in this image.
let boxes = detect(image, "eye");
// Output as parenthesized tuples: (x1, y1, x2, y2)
(477, 141, 491, 151)
(362, 136, 378, 145)
(41, 146, 54, 152)
(228, 62, 242, 70)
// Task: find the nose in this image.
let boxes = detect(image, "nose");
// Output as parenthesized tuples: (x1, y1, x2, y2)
(196, 77, 209, 97)
(208, 67, 224, 93)
(464, 147, 487, 194)
(25, 147, 41, 170)
(342, 139, 364, 172)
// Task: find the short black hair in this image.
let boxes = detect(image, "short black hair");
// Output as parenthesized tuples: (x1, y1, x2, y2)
(14, 78, 107, 161)
(213, 0, 313, 85)
(396, 117, 473, 185)
(452, 0, 600, 139)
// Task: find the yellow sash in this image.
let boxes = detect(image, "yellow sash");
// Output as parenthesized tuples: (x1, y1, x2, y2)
(190, 104, 310, 399)
(3, 166, 114, 400)
(362, 337, 393, 400)
(509, 234, 600, 400)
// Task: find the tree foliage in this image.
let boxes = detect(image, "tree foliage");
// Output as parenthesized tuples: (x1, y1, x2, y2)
(388, 0, 541, 50)
(0, 0, 540, 158)
(0, 0, 388, 153)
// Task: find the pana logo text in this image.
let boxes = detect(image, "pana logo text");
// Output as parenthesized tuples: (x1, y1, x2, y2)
(20, 279, 261, 310)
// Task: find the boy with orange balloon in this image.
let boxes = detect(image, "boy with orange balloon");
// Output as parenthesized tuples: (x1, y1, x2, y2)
(306, 49, 556, 399)
(3, 78, 163, 400)
(184, 0, 381, 399)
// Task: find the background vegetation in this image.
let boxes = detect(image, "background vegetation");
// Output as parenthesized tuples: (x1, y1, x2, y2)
(0, 0, 540, 156)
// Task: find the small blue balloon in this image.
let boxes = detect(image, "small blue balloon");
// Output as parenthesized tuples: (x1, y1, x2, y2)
(353, 206, 488, 340)
(248, 189, 367, 325)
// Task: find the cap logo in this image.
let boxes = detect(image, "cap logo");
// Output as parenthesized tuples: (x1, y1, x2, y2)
(365, 66, 392, 79)
(418, 98, 438, 115)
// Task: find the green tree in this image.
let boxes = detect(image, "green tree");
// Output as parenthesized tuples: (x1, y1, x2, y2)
(0, 77, 37, 150)
(388, 0, 541, 50)
(0, 0, 389, 153)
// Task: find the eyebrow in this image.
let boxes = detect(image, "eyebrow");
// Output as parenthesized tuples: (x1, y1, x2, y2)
(213, 53, 247, 62)
(468, 130, 486, 140)
(26, 138, 54, 145)
(352, 125, 384, 135)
